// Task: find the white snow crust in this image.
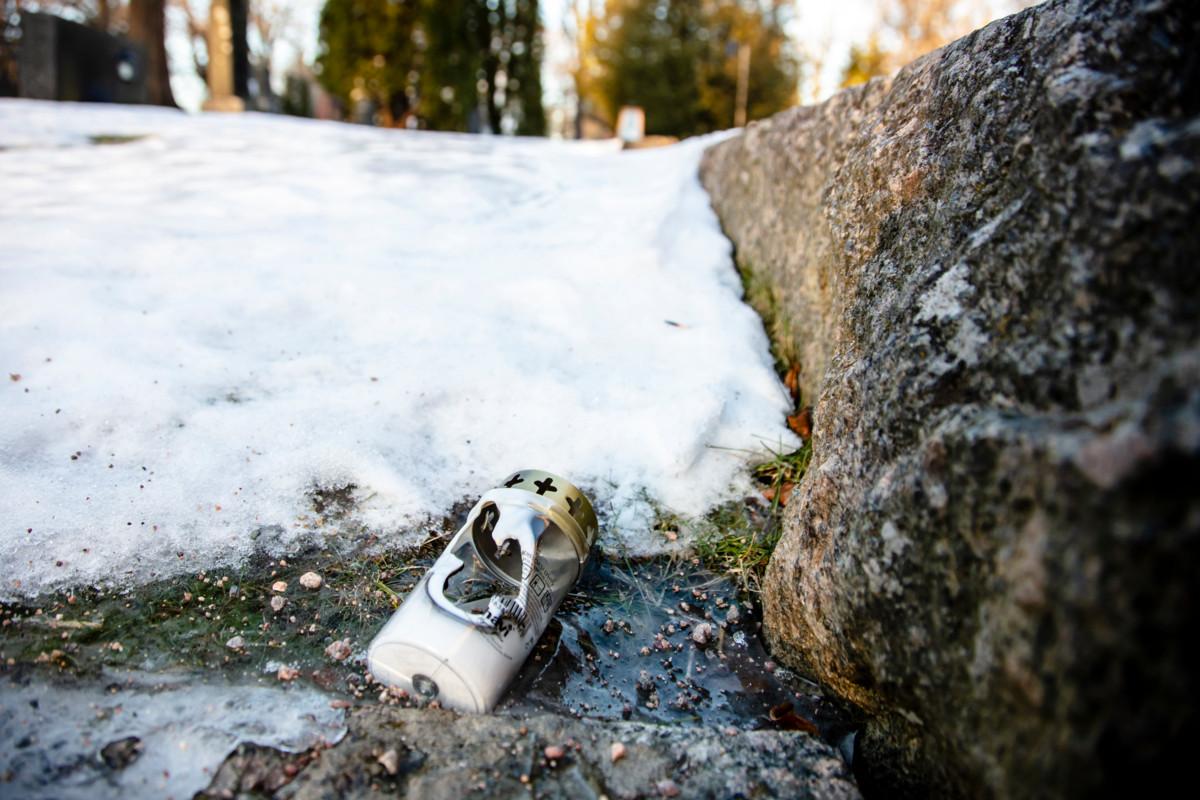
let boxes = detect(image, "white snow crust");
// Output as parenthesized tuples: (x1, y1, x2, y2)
(0, 100, 795, 598)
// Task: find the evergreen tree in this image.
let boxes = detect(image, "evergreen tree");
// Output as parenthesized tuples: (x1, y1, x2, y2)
(416, 0, 483, 130)
(589, 0, 705, 136)
(577, 0, 798, 138)
(317, 0, 421, 126)
(504, 0, 545, 135)
(418, 0, 544, 135)
(317, 0, 544, 134)
(698, 0, 796, 130)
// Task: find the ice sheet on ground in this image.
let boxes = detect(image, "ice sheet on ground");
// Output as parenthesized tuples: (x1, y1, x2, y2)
(0, 669, 347, 799)
(0, 100, 796, 599)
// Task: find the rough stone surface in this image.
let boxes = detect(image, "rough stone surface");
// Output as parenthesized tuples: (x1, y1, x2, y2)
(701, 0, 1199, 796)
(202, 706, 861, 800)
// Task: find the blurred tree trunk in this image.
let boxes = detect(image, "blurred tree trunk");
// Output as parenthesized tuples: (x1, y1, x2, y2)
(230, 0, 249, 100)
(129, 0, 177, 106)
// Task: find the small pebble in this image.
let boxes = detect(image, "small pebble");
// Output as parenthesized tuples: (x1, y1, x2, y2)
(271, 580, 288, 593)
(610, 742, 627, 763)
(270, 595, 286, 613)
(377, 749, 400, 775)
(690, 622, 713, 647)
(300, 571, 323, 590)
(225, 635, 246, 650)
(277, 665, 299, 681)
(330, 699, 352, 709)
(657, 779, 681, 797)
(544, 744, 565, 761)
(725, 605, 740, 624)
(325, 638, 352, 661)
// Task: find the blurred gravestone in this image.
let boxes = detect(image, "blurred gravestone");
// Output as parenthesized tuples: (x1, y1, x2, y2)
(18, 13, 147, 104)
(616, 105, 645, 144)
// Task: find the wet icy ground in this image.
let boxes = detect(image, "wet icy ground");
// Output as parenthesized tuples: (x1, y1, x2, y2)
(0, 670, 346, 799)
(0, 101, 843, 798)
(0, 545, 857, 799)
(0, 99, 796, 601)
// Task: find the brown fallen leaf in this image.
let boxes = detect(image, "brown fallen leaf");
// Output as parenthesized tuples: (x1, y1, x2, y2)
(787, 406, 813, 440)
(768, 701, 819, 735)
(762, 482, 795, 506)
(783, 365, 799, 400)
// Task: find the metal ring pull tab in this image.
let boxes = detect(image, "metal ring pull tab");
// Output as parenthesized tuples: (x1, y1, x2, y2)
(426, 504, 546, 633)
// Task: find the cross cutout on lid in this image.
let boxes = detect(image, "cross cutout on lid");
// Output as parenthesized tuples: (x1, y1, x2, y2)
(533, 477, 558, 496)
(504, 474, 523, 488)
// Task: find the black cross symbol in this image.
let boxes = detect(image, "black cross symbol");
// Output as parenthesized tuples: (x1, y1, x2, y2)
(533, 477, 558, 496)
(567, 495, 582, 516)
(504, 474, 523, 488)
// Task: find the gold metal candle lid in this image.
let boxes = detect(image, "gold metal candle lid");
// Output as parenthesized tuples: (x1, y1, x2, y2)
(497, 469, 598, 563)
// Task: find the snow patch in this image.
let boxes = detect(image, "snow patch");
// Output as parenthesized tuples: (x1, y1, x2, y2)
(0, 100, 796, 597)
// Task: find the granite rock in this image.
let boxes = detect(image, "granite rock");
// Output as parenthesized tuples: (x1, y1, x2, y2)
(701, 0, 1199, 795)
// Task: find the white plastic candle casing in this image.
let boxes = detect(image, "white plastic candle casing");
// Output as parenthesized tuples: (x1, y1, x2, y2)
(367, 470, 598, 713)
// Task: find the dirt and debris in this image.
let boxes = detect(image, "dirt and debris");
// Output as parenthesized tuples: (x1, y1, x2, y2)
(204, 705, 859, 800)
(324, 638, 352, 662)
(1, 506, 859, 798)
(99, 736, 143, 770)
